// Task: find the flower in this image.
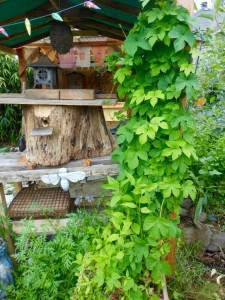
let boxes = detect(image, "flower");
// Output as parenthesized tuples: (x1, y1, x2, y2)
(85, 194, 94, 203)
(74, 196, 83, 206)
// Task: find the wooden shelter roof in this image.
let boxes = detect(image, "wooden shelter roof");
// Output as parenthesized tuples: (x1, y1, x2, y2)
(0, 0, 142, 53)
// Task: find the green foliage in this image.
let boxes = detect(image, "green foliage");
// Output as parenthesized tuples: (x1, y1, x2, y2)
(0, 51, 33, 144)
(6, 211, 106, 300)
(74, 1, 199, 299)
(197, 0, 225, 104)
(191, 101, 225, 221)
(168, 240, 224, 299)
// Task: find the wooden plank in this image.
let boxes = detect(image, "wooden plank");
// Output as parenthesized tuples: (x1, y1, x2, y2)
(60, 89, 95, 100)
(95, 93, 117, 99)
(12, 218, 69, 235)
(0, 152, 119, 184)
(0, 93, 24, 98)
(0, 98, 116, 106)
(30, 127, 53, 137)
(25, 89, 60, 99)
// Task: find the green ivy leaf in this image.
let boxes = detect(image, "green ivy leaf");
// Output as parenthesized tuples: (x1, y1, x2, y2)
(131, 223, 141, 234)
(159, 178, 181, 198)
(124, 33, 151, 57)
(108, 234, 120, 242)
(175, 73, 200, 99)
(145, 90, 165, 107)
(169, 24, 195, 52)
(146, 8, 164, 23)
(120, 202, 137, 208)
(114, 67, 131, 84)
(111, 195, 121, 207)
(182, 180, 196, 200)
(140, 207, 152, 214)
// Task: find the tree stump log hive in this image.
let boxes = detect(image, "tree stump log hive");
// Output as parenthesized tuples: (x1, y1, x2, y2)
(23, 104, 116, 166)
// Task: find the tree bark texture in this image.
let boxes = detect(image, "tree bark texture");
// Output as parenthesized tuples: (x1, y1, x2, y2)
(23, 105, 116, 166)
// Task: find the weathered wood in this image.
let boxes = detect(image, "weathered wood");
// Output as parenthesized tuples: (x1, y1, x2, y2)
(0, 152, 118, 183)
(95, 93, 117, 99)
(30, 127, 53, 136)
(60, 89, 95, 100)
(12, 218, 69, 235)
(25, 89, 60, 99)
(23, 105, 116, 166)
(0, 97, 116, 106)
(14, 182, 22, 193)
(0, 93, 23, 98)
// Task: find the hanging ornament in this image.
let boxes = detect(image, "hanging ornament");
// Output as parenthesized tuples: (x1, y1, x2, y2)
(25, 18, 31, 36)
(0, 26, 8, 37)
(84, 0, 101, 10)
(52, 12, 64, 22)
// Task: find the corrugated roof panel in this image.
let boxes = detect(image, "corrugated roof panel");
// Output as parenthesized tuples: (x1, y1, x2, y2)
(0, 0, 48, 23)
(4, 26, 50, 47)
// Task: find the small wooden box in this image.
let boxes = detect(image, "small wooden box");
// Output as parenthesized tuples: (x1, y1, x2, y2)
(60, 89, 95, 100)
(25, 89, 60, 99)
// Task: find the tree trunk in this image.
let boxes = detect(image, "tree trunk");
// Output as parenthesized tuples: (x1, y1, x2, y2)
(23, 105, 116, 166)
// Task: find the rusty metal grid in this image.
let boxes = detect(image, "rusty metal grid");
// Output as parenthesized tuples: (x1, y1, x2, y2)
(8, 187, 71, 219)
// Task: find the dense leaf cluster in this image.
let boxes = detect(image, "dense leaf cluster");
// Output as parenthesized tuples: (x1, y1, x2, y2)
(74, 1, 199, 299)
(6, 211, 106, 300)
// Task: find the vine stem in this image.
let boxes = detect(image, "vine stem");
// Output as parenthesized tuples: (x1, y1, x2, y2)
(162, 273, 170, 300)
(159, 197, 166, 217)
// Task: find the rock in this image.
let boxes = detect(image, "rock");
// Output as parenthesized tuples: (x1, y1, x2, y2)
(180, 207, 189, 217)
(207, 232, 225, 252)
(208, 213, 218, 222)
(182, 227, 198, 244)
(198, 212, 207, 223)
(198, 224, 212, 249)
(181, 197, 194, 210)
(182, 224, 212, 249)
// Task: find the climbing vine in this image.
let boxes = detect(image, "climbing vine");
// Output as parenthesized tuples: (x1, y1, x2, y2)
(74, 1, 200, 299)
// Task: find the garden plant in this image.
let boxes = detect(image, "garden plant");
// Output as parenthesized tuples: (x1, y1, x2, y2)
(73, 0, 200, 299)
(2, 0, 224, 299)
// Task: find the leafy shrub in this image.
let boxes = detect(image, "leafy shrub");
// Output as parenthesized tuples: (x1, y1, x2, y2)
(191, 101, 225, 219)
(73, 1, 199, 299)
(6, 211, 107, 300)
(0, 51, 33, 145)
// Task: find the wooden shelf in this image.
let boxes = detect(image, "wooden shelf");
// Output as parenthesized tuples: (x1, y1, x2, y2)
(0, 98, 116, 106)
(0, 152, 119, 184)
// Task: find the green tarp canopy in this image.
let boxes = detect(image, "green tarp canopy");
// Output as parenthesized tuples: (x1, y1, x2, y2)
(0, 0, 141, 51)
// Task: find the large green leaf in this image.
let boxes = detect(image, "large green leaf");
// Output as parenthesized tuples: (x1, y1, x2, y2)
(169, 25, 195, 52)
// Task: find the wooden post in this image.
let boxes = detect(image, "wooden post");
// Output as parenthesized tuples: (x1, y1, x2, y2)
(0, 183, 15, 258)
(177, 0, 194, 15)
(14, 182, 22, 193)
(17, 48, 28, 90)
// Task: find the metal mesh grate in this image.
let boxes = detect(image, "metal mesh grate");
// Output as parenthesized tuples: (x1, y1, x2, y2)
(8, 187, 71, 219)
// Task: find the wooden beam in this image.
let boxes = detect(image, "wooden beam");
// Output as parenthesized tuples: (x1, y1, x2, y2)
(78, 22, 126, 39)
(17, 48, 27, 88)
(72, 30, 99, 37)
(0, 44, 16, 54)
(0, 98, 117, 106)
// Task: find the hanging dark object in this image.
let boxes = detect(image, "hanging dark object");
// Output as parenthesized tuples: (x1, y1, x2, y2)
(50, 21, 73, 54)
